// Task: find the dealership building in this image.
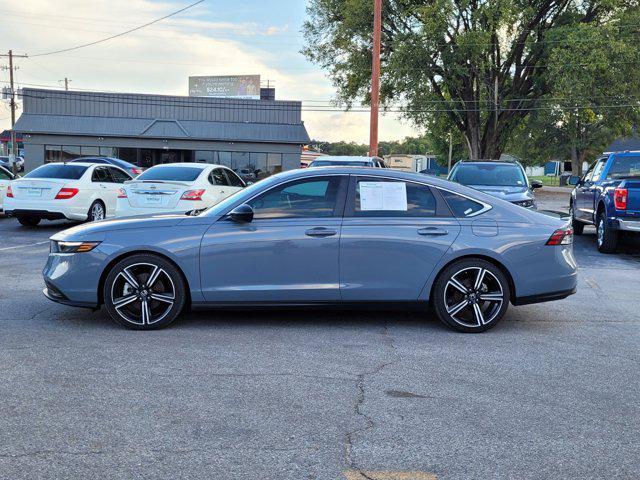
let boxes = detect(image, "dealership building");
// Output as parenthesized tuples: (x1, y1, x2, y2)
(14, 88, 310, 177)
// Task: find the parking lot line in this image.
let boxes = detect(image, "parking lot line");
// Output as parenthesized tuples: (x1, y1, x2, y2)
(344, 471, 438, 480)
(0, 241, 49, 252)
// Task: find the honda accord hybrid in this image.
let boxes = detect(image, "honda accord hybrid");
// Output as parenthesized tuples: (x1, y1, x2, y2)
(43, 167, 577, 332)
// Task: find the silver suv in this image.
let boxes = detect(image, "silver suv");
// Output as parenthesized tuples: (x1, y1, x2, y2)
(448, 160, 542, 209)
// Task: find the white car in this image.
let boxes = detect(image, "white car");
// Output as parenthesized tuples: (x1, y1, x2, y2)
(0, 156, 25, 172)
(4, 162, 132, 227)
(0, 165, 16, 212)
(115, 163, 245, 217)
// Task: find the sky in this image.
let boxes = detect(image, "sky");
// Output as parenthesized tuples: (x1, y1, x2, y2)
(0, 0, 417, 143)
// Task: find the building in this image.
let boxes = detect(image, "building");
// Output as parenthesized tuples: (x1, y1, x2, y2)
(604, 136, 640, 154)
(384, 154, 448, 175)
(14, 88, 310, 179)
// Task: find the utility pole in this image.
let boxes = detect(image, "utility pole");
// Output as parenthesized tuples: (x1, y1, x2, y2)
(447, 131, 453, 174)
(60, 77, 71, 91)
(1, 50, 28, 173)
(369, 0, 382, 157)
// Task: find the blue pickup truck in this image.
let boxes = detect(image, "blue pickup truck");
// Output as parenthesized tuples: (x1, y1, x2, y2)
(569, 152, 640, 253)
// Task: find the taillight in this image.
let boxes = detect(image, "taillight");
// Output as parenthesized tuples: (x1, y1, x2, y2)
(614, 187, 628, 210)
(117, 188, 127, 198)
(131, 168, 142, 175)
(300, 163, 307, 169)
(55, 187, 79, 200)
(6, 186, 13, 198)
(546, 227, 573, 246)
(180, 189, 205, 201)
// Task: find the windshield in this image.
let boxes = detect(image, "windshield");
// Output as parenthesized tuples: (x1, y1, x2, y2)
(310, 160, 371, 167)
(608, 156, 640, 179)
(25, 164, 88, 180)
(451, 163, 526, 187)
(136, 167, 203, 182)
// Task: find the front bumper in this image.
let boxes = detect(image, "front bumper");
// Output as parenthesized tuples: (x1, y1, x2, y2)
(43, 249, 106, 307)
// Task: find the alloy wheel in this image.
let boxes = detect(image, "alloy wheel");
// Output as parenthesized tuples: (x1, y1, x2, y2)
(91, 203, 105, 221)
(597, 219, 604, 247)
(110, 263, 176, 326)
(443, 267, 504, 328)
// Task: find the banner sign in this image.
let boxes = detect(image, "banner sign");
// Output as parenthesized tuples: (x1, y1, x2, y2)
(189, 75, 261, 99)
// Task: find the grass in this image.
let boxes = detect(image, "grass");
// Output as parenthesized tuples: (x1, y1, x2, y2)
(528, 175, 564, 187)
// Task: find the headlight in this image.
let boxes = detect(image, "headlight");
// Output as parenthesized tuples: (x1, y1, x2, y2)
(513, 199, 535, 208)
(51, 241, 101, 253)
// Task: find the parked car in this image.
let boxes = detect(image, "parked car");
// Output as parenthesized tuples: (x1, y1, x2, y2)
(307, 156, 387, 168)
(0, 155, 25, 172)
(447, 160, 542, 209)
(69, 157, 144, 177)
(4, 162, 132, 226)
(0, 165, 16, 212)
(115, 163, 245, 218)
(569, 152, 640, 253)
(43, 167, 577, 332)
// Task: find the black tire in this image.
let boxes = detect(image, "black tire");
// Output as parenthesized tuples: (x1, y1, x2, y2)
(17, 216, 41, 227)
(570, 202, 584, 235)
(87, 200, 106, 222)
(596, 212, 618, 253)
(103, 254, 187, 330)
(433, 258, 511, 333)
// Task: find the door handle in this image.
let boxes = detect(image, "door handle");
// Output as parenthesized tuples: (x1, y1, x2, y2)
(305, 227, 337, 238)
(418, 227, 448, 236)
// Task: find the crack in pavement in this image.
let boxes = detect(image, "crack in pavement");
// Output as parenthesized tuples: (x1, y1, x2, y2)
(345, 321, 401, 480)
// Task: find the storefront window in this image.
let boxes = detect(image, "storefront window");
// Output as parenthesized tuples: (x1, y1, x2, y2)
(217, 151, 232, 168)
(81, 146, 99, 156)
(195, 151, 214, 163)
(119, 148, 139, 165)
(267, 153, 283, 176)
(250, 153, 268, 180)
(100, 147, 118, 157)
(61, 146, 81, 162)
(45, 145, 62, 163)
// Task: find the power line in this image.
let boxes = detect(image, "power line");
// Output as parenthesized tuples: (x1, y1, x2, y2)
(28, 0, 205, 57)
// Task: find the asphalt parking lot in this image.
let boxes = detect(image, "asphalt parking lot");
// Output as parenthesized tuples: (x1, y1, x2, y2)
(1, 190, 639, 480)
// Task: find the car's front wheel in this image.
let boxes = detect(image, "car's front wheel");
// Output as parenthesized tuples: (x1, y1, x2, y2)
(433, 258, 511, 333)
(104, 254, 186, 330)
(570, 202, 584, 235)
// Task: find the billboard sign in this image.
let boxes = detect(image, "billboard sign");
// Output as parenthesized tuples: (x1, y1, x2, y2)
(189, 75, 261, 99)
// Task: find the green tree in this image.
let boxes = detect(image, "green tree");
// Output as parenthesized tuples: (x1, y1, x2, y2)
(508, 16, 640, 174)
(303, 0, 634, 160)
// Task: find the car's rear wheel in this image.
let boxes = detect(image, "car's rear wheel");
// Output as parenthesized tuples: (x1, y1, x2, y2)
(433, 259, 510, 333)
(596, 213, 618, 253)
(87, 201, 106, 222)
(104, 254, 186, 330)
(570, 202, 584, 235)
(17, 216, 41, 227)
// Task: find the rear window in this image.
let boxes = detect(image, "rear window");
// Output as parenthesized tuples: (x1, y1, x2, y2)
(608, 156, 640, 179)
(137, 167, 203, 182)
(451, 163, 526, 187)
(439, 189, 488, 218)
(310, 160, 371, 167)
(25, 164, 88, 180)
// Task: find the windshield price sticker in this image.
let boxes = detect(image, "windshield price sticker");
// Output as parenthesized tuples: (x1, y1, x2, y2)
(360, 182, 408, 211)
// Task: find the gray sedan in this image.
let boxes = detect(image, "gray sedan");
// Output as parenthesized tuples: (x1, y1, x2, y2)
(43, 168, 577, 332)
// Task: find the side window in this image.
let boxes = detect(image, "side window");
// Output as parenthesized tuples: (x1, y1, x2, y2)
(224, 169, 246, 187)
(0, 168, 11, 180)
(583, 161, 598, 182)
(248, 176, 343, 220)
(91, 167, 113, 183)
(209, 168, 229, 186)
(109, 167, 131, 183)
(353, 178, 436, 218)
(439, 189, 488, 218)
(591, 159, 607, 182)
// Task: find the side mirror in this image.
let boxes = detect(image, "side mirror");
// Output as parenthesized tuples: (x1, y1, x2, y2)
(530, 180, 543, 189)
(227, 204, 254, 223)
(568, 176, 580, 186)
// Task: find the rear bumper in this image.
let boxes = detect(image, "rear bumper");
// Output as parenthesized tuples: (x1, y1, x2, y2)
(614, 218, 640, 232)
(513, 287, 577, 306)
(115, 200, 206, 218)
(4, 198, 88, 221)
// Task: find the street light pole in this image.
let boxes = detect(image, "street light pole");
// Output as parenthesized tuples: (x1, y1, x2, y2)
(8, 50, 18, 176)
(369, 0, 382, 157)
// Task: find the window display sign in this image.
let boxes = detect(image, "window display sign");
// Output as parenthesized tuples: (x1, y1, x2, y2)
(359, 182, 408, 211)
(189, 75, 261, 99)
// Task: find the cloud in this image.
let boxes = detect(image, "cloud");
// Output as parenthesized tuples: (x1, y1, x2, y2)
(0, 0, 418, 143)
